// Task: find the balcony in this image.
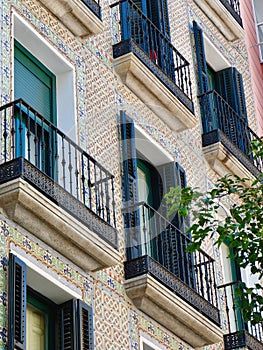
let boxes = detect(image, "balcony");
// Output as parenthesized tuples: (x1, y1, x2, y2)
(199, 90, 263, 178)
(0, 99, 120, 271)
(123, 202, 223, 348)
(218, 282, 263, 350)
(111, 0, 196, 132)
(38, 0, 103, 38)
(193, 0, 243, 41)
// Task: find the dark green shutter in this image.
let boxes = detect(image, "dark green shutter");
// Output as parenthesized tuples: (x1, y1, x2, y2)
(193, 21, 209, 95)
(176, 163, 190, 233)
(59, 299, 78, 349)
(120, 112, 141, 259)
(215, 67, 251, 155)
(157, 161, 177, 220)
(149, 0, 170, 37)
(193, 21, 213, 132)
(120, 111, 138, 205)
(8, 254, 27, 350)
(215, 67, 248, 120)
(14, 40, 56, 124)
(157, 161, 189, 233)
(59, 299, 93, 350)
(77, 300, 93, 349)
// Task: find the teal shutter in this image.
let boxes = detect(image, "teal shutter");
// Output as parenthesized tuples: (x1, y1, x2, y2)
(193, 21, 213, 132)
(59, 299, 93, 350)
(120, 112, 141, 259)
(215, 67, 251, 155)
(157, 161, 189, 233)
(8, 254, 27, 350)
(149, 0, 170, 37)
(215, 67, 248, 120)
(59, 299, 78, 349)
(157, 163, 194, 286)
(77, 300, 93, 349)
(193, 21, 209, 95)
(120, 111, 138, 205)
(14, 41, 56, 123)
(175, 163, 190, 234)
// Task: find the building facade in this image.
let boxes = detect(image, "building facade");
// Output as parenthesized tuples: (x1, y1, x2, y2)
(240, 0, 263, 135)
(0, 0, 262, 349)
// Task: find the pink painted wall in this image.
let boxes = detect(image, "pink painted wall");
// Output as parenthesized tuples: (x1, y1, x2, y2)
(240, 0, 263, 135)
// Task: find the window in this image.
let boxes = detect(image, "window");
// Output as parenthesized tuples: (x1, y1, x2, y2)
(252, 0, 263, 62)
(140, 336, 165, 350)
(120, 0, 174, 76)
(13, 12, 76, 139)
(14, 40, 57, 177)
(193, 21, 251, 156)
(120, 112, 194, 286)
(8, 254, 93, 350)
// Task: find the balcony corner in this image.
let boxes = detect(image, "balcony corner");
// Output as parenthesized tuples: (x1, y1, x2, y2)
(0, 174, 121, 272)
(193, 0, 243, 41)
(113, 42, 197, 132)
(39, 0, 103, 38)
(202, 130, 261, 179)
(124, 273, 223, 348)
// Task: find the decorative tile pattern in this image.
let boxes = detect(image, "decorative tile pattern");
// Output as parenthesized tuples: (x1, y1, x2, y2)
(0, 0, 259, 349)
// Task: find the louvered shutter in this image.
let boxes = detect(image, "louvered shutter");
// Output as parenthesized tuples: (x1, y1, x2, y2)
(215, 67, 251, 155)
(8, 254, 27, 350)
(193, 21, 209, 95)
(215, 67, 247, 119)
(120, 111, 141, 259)
(150, 0, 170, 37)
(193, 21, 213, 133)
(58, 299, 78, 349)
(77, 300, 93, 349)
(156, 163, 195, 286)
(176, 163, 190, 234)
(59, 299, 93, 350)
(14, 41, 55, 123)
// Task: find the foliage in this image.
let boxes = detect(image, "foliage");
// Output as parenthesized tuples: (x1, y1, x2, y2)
(165, 139, 263, 325)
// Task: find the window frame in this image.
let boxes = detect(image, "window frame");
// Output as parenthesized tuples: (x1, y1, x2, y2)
(140, 335, 165, 350)
(8, 252, 93, 350)
(252, 0, 263, 63)
(26, 287, 56, 350)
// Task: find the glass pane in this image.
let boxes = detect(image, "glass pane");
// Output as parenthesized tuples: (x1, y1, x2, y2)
(26, 304, 46, 350)
(254, 0, 263, 23)
(258, 24, 263, 42)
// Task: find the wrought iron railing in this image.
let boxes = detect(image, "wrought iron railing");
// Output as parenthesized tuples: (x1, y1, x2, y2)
(218, 282, 263, 349)
(82, 0, 101, 19)
(220, 0, 242, 26)
(123, 201, 218, 308)
(111, 0, 194, 111)
(0, 99, 117, 244)
(199, 90, 263, 172)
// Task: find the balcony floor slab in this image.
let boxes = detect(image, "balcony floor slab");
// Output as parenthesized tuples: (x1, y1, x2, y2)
(0, 173, 121, 272)
(39, 0, 102, 38)
(193, 0, 243, 41)
(124, 274, 223, 348)
(113, 46, 197, 132)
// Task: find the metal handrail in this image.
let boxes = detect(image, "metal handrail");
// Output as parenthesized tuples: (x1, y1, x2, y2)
(111, 0, 193, 102)
(0, 99, 116, 228)
(123, 201, 218, 306)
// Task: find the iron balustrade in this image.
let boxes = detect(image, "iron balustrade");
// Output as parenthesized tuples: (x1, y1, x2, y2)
(111, 0, 193, 105)
(123, 201, 218, 307)
(81, 0, 101, 19)
(218, 282, 263, 346)
(199, 90, 263, 172)
(219, 0, 242, 26)
(0, 99, 116, 230)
